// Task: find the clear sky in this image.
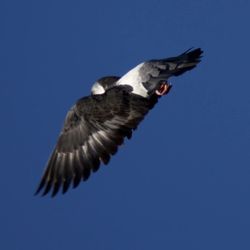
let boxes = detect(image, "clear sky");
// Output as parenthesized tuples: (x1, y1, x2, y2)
(1, 0, 250, 249)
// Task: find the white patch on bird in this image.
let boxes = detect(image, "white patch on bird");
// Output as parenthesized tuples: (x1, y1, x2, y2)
(91, 82, 105, 95)
(104, 116, 124, 129)
(117, 63, 148, 98)
(57, 152, 65, 160)
(89, 130, 112, 148)
(98, 130, 110, 141)
(88, 136, 97, 151)
(68, 152, 74, 164)
(82, 145, 88, 155)
(91, 132, 103, 146)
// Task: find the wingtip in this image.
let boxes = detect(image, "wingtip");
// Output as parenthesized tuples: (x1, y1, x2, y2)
(181, 47, 204, 55)
(34, 190, 40, 196)
(184, 47, 204, 57)
(34, 179, 45, 196)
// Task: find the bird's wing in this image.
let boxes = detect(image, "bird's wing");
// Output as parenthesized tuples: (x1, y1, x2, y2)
(35, 87, 159, 197)
(117, 48, 203, 97)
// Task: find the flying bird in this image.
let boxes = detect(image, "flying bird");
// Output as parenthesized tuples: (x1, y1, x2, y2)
(36, 48, 203, 197)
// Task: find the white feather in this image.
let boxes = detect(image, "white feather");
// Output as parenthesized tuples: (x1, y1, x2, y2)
(117, 63, 148, 98)
(91, 82, 105, 95)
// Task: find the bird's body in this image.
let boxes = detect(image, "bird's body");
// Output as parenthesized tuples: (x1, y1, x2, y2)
(36, 48, 203, 197)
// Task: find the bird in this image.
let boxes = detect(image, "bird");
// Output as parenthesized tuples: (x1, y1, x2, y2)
(35, 48, 203, 197)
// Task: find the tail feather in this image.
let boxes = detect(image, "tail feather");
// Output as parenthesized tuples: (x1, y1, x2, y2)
(166, 48, 203, 76)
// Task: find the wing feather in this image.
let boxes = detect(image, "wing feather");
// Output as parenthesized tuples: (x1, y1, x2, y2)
(36, 87, 158, 196)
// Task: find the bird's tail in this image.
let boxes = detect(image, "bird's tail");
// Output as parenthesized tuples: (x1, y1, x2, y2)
(165, 48, 203, 77)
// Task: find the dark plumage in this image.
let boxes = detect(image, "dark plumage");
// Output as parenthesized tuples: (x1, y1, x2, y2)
(35, 48, 203, 197)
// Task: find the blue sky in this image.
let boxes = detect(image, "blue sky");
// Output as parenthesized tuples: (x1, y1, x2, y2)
(1, 0, 250, 249)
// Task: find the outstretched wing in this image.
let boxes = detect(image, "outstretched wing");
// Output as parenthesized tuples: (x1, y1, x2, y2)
(35, 87, 159, 197)
(117, 48, 203, 97)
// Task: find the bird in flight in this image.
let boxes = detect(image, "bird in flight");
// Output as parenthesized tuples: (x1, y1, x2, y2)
(35, 48, 203, 197)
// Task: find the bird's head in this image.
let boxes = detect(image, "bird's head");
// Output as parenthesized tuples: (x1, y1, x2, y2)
(91, 76, 120, 95)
